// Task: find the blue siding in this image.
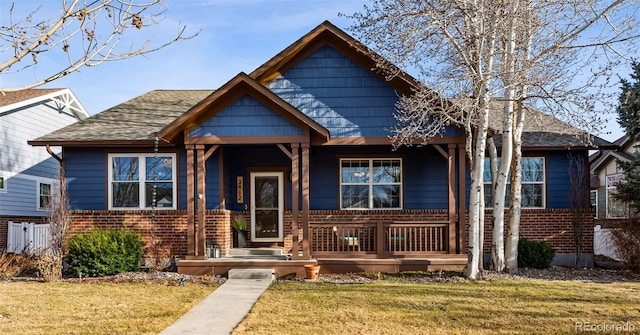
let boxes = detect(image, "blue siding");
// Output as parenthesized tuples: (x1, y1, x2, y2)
(178, 150, 187, 210)
(205, 151, 221, 209)
(404, 147, 449, 209)
(223, 145, 292, 211)
(0, 176, 47, 216)
(267, 45, 461, 138)
(66, 148, 189, 210)
(546, 151, 586, 209)
(308, 146, 448, 210)
(65, 148, 106, 210)
(461, 151, 585, 210)
(189, 95, 304, 137)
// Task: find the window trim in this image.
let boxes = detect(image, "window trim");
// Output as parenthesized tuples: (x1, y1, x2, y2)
(605, 173, 627, 219)
(107, 153, 177, 210)
(483, 157, 546, 209)
(339, 158, 403, 210)
(37, 181, 52, 211)
(0, 174, 6, 193)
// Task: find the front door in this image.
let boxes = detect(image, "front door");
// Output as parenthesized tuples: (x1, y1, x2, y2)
(250, 172, 284, 242)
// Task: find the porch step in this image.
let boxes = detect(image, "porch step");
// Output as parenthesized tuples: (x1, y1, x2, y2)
(227, 247, 291, 260)
(228, 247, 286, 256)
(228, 268, 275, 280)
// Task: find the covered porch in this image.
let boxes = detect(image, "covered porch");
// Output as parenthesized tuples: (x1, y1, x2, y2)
(156, 74, 468, 277)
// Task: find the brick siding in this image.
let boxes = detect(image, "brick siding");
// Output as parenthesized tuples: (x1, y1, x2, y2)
(1, 209, 593, 257)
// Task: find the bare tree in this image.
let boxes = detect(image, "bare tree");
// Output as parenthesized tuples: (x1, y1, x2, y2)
(39, 167, 71, 281)
(1, 0, 197, 92)
(348, 0, 639, 278)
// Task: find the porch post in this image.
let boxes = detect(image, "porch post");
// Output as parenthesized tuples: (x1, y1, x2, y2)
(185, 145, 196, 258)
(448, 144, 457, 254)
(291, 143, 301, 259)
(301, 143, 311, 259)
(195, 145, 207, 259)
(458, 144, 466, 254)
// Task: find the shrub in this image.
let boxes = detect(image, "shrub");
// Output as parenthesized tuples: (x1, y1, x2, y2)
(518, 239, 555, 269)
(35, 249, 62, 282)
(67, 229, 143, 277)
(0, 250, 38, 279)
(610, 218, 640, 271)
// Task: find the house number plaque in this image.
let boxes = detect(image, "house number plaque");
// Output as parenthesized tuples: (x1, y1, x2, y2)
(236, 176, 243, 203)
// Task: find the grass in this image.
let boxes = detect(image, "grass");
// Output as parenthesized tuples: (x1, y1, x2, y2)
(234, 279, 640, 335)
(0, 281, 216, 335)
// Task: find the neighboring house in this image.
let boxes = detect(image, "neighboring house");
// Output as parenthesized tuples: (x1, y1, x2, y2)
(1, 88, 89, 250)
(29, 22, 609, 276)
(589, 135, 638, 260)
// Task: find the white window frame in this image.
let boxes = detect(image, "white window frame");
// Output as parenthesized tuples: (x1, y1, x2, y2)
(37, 181, 52, 211)
(0, 174, 6, 193)
(590, 190, 598, 219)
(483, 157, 546, 209)
(605, 173, 628, 219)
(108, 153, 177, 210)
(339, 158, 403, 210)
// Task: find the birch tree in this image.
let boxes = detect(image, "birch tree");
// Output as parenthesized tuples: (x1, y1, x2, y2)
(348, 0, 639, 277)
(1, 0, 197, 93)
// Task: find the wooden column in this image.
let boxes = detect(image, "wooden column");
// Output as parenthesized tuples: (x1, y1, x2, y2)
(301, 143, 310, 259)
(185, 145, 196, 258)
(448, 144, 457, 254)
(195, 145, 207, 259)
(458, 144, 466, 254)
(291, 144, 300, 259)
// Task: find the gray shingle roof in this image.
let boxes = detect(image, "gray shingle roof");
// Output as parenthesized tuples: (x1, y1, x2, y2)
(482, 100, 613, 148)
(30, 90, 213, 145)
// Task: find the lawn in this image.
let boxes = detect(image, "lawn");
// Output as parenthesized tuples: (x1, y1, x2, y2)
(234, 279, 640, 335)
(0, 281, 216, 335)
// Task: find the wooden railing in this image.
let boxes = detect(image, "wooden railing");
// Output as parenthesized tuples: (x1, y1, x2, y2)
(310, 221, 449, 258)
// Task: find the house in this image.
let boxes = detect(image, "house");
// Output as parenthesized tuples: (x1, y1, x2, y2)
(1, 88, 88, 250)
(589, 134, 638, 259)
(29, 21, 609, 277)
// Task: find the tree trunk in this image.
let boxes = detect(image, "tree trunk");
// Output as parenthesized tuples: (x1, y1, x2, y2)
(506, 99, 525, 271)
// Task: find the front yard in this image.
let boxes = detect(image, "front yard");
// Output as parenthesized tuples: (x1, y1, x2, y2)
(0, 280, 216, 335)
(234, 276, 640, 335)
(0, 269, 638, 335)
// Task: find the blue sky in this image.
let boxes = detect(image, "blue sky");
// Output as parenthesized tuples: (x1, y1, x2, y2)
(2, 0, 625, 141)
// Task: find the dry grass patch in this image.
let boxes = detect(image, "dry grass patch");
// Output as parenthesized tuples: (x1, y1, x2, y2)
(234, 279, 640, 335)
(0, 281, 216, 335)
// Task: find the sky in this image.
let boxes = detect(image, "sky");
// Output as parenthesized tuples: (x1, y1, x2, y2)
(1, 0, 627, 142)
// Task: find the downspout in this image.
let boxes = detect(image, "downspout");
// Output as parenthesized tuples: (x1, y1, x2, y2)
(46, 145, 63, 163)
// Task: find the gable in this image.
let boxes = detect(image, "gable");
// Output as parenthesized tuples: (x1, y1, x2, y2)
(159, 73, 329, 144)
(189, 94, 304, 137)
(266, 45, 399, 138)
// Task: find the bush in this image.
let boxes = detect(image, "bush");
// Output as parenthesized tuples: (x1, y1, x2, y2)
(0, 250, 38, 279)
(610, 218, 640, 271)
(67, 229, 143, 277)
(518, 239, 555, 269)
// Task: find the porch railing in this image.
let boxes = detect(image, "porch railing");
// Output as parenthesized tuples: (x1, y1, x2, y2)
(310, 221, 449, 258)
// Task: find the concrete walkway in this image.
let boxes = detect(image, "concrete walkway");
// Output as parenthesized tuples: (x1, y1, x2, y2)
(159, 278, 272, 335)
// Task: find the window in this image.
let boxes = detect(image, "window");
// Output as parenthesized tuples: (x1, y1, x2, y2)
(606, 174, 628, 219)
(340, 158, 402, 209)
(0, 176, 5, 192)
(483, 157, 545, 208)
(590, 190, 598, 219)
(38, 182, 51, 210)
(108, 154, 176, 210)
